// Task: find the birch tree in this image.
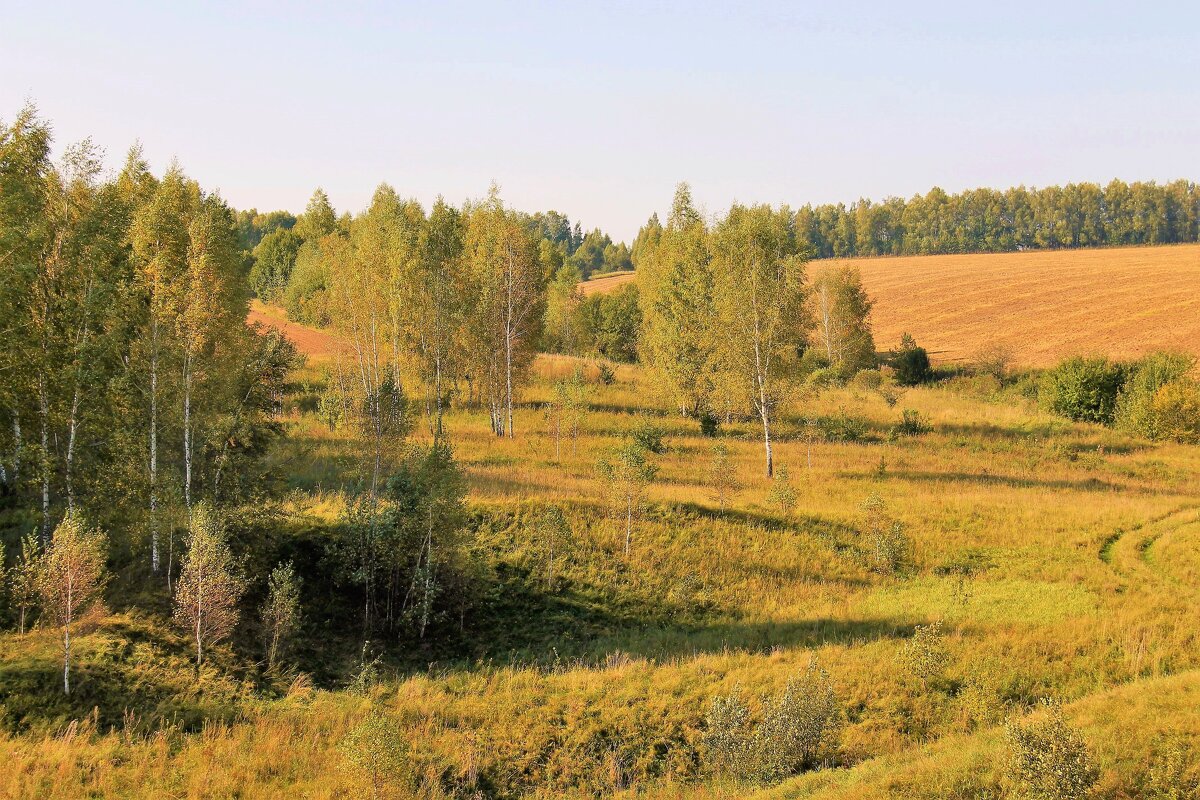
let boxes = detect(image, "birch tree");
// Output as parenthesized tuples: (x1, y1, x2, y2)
(711, 204, 811, 477)
(810, 265, 875, 378)
(416, 198, 465, 436)
(262, 560, 301, 670)
(326, 188, 413, 634)
(37, 511, 107, 694)
(9, 530, 41, 634)
(131, 166, 197, 573)
(0, 106, 50, 506)
(598, 440, 657, 558)
(173, 502, 244, 667)
(636, 183, 718, 420)
(463, 187, 545, 437)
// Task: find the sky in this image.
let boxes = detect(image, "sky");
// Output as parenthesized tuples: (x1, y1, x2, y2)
(3, 1, 1199, 242)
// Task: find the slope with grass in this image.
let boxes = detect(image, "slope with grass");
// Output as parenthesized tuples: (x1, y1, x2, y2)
(3, 348, 1199, 797)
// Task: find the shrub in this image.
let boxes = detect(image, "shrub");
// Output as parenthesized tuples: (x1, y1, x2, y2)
(703, 660, 843, 783)
(871, 520, 914, 574)
(818, 409, 870, 443)
(631, 417, 668, 454)
(849, 368, 883, 393)
(890, 333, 932, 386)
(698, 411, 720, 437)
(901, 620, 950, 687)
(1115, 352, 1196, 439)
(595, 362, 617, 385)
(891, 409, 929, 437)
(861, 494, 914, 574)
(1005, 700, 1098, 800)
(805, 366, 841, 389)
(1040, 356, 1127, 423)
(971, 342, 1016, 381)
(339, 707, 411, 799)
(1149, 379, 1200, 443)
(767, 465, 797, 518)
(1141, 740, 1199, 799)
(703, 693, 753, 776)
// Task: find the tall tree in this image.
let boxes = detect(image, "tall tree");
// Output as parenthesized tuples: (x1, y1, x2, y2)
(416, 198, 465, 436)
(637, 183, 718, 419)
(462, 187, 545, 437)
(0, 105, 52, 504)
(130, 166, 197, 573)
(711, 204, 811, 477)
(810, 265, 875, 379)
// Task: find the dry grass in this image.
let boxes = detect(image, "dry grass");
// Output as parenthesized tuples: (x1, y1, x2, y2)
(4, 350, 1200, 798)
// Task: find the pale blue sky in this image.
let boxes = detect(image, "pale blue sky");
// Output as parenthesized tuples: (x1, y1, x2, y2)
(3, 1, 1198, 241)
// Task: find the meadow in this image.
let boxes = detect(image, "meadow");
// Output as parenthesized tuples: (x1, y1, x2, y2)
(2, 301, 1199, 797)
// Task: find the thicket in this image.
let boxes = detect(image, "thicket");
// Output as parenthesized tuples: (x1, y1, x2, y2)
(1039, 352, 1200, 441)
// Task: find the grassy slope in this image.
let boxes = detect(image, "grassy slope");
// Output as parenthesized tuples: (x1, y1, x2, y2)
(2, 344, 1200, 796)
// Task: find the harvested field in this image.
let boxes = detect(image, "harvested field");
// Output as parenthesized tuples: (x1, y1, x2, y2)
(579, 270, 635, 296)
(838, 243, 1200, 367)
(247, 301, 340, 360)
(584, 245, 1200, 367)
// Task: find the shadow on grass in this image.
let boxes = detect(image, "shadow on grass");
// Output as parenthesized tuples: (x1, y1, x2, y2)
(869, 469, 1144, 494)
(473, 592, 919, 667)
(936, 421, 1143, 454)
(0, 616, 241, 735)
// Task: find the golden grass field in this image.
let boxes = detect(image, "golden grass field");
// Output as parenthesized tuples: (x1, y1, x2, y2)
(581, 244, 1200, 367)
(3, 343, 1199, 798)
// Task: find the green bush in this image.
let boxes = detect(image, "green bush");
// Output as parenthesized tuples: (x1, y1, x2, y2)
(1115, 352, 1199, 441)
(1005, 700, 1098, 800)
(703, 660, 843, 783)
(1148, 379, 1200, 443)
(631, 417, 668, 454)
(890, 333, 932, 386)
(891, 409, 929, 438)
(1040, 356, 1127, 423)
(901, 620, 950, 687)
(818, 409, 870, 443)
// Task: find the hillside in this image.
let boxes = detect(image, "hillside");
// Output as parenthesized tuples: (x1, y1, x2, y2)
(5, 349, 1200, 797)
(583, 245, 1200, 367)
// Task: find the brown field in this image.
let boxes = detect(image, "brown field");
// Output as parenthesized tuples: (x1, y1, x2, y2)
(580, 270, 635, 296)
(583, 245, 1200, 367)
(248, 300, 340, 360)
(837, 244, 1200, 367)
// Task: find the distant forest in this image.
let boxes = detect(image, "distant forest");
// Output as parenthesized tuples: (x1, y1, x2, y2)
(784, 179, 1200, 258)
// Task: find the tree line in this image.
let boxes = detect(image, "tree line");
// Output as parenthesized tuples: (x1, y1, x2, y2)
(631, 179, 1200, 261)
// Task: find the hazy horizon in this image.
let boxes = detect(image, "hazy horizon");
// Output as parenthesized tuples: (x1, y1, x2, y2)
(4, 1, 1198, 241)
